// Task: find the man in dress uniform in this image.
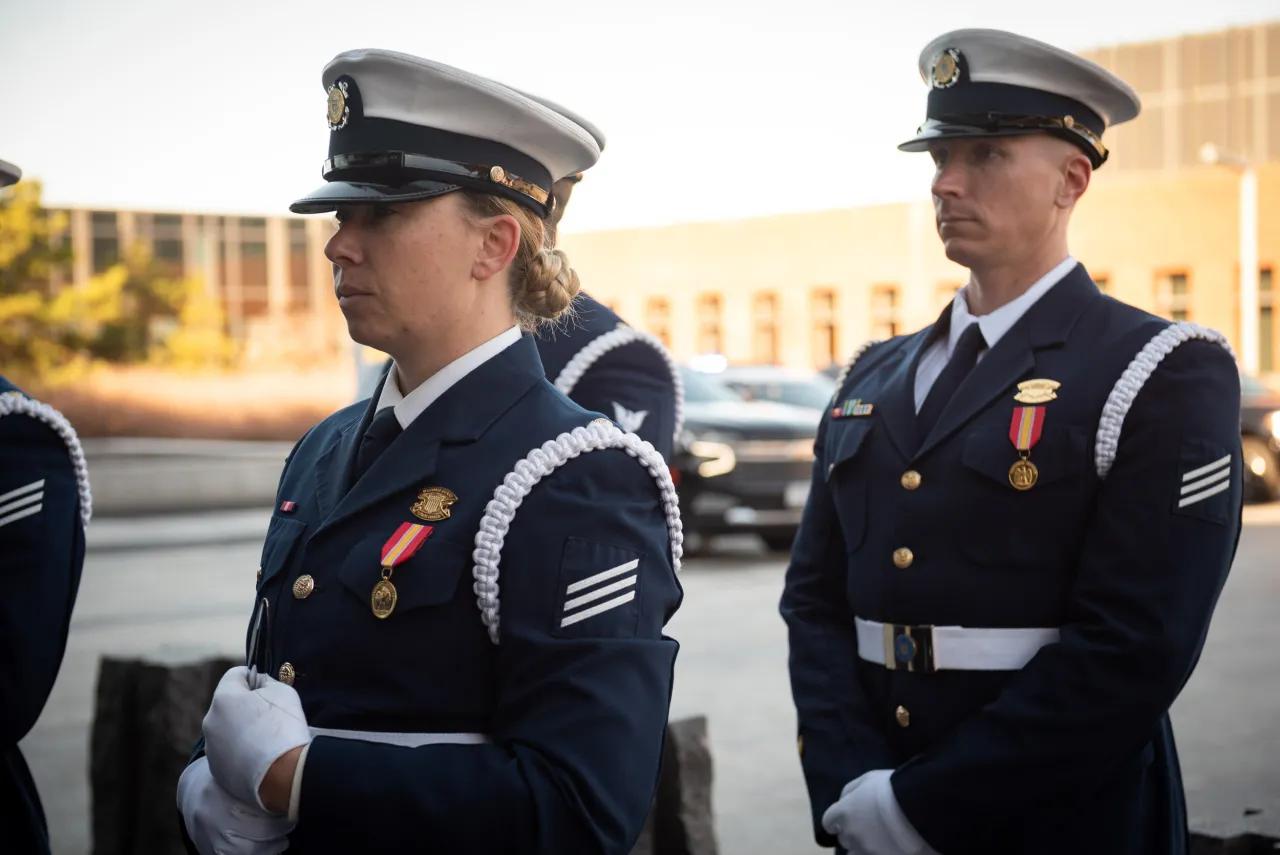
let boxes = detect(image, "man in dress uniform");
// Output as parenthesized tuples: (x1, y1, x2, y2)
(781, 29, 1243, 855)
(533, 166, 684, 460)
(0, 158, 93, 855)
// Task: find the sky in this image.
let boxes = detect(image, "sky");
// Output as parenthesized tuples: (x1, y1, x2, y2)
(3, 0, 1278, 234)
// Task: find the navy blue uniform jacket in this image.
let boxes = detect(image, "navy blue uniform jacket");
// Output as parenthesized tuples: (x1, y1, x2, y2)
(182, 334, 682, 854)
(0, 377, 87, 855)
(535, 292, 679, 460)
(780, 265, 1243, 854)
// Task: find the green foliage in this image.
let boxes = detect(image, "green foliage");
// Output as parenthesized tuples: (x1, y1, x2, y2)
(0, 179, 238, 382)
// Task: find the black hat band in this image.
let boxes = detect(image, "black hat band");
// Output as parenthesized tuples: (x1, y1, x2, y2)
(323, 151, 550, 207)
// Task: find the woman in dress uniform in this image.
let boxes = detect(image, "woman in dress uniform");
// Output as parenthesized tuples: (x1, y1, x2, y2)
(177, 49, 683, 855)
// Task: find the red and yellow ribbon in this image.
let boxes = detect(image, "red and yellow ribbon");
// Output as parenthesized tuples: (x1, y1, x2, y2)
(1008, 406, 1045, 453)
(381, 522, 433, 568)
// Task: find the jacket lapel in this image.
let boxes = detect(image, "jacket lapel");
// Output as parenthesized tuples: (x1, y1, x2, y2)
(872, 326, 938, 462)
(315, 334, 547, 535)
(313, 401, 375, 522)
(915, 263, 1100, 459)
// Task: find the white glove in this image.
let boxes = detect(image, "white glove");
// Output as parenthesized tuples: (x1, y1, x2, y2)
(202, 665, 312, 811)
(821, 770, 938, 855)
(177, 756, 295, 855)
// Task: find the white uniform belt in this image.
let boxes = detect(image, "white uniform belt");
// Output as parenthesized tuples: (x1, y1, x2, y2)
(855, 617, 1059, 672)
(309, 727, 491, 747)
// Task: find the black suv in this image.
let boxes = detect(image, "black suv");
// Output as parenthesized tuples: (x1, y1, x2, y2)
(671, 367, 820, 552)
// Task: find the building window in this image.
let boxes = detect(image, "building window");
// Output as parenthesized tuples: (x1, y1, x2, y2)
(871, 284, 900, 340)
(811, 289, 837, 368)
(752, 292, 779, 364)
(645, 298, 671, 347)
(1155, 272, 1190, 321)
(696, 294, 722, 354)
(1093, 275, 1110, 294)
(92, 237, 119, 273)
(289, 220, 310, 306)
(1261, 268, 1274, 373)
(154, 238, 184, 264)
(90, 211, 119, 273)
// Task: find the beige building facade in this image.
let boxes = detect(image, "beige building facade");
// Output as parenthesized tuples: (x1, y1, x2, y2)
(560, 19, 1280, 377)
(51, 207, 347, 365)
(41, 20, 1280, 377)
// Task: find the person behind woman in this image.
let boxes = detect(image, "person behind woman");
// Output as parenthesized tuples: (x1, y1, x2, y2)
(176, 49, 683, 855)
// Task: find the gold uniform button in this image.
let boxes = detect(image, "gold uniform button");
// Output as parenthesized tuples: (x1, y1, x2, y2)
(893, 548, 914, 569)
(292, 575, 315, 599)
(896, 705, 911, 728)
(278, 663, 296, 686)
(901, 470, 922, 490)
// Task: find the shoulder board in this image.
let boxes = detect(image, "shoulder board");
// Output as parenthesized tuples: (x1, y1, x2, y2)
(0, 391, 92, 526)
(471, 419, 682, 645)
(551, 324, 685, 445)
(1094, 321, 1235, 480)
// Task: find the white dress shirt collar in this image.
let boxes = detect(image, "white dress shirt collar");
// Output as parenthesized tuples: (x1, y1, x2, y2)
(946, 255, 1078, 355)
(375, 325, 523, 429)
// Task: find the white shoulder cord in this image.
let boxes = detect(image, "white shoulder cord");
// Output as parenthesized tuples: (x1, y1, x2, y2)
(0, 392, 93, 527)
(1094, 322, 1235, 479)
(552, 326, 685, 445)
(832, 339, 884, 397)
(471, 419, 683, 645)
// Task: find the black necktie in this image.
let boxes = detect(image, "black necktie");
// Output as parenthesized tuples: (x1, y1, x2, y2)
(916, 323, 986, 443)
(352, 407, 403, 486)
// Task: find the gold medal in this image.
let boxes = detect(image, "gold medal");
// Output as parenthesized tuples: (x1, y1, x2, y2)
(1008, 458, 1039, 491)
(371, 522, 434, 619)
(1008, 406, 1046, 491)
(371, 575, 398, 619)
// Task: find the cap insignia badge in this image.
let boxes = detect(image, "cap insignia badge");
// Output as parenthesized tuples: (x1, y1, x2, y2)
(326, 80, 350, 131)
(930, 48, 963, 89)
(411, 486, 458, 523)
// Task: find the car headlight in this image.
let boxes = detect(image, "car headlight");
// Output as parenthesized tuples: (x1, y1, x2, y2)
(688, 440, 737, 478)
(1270, 411, 1280, 442)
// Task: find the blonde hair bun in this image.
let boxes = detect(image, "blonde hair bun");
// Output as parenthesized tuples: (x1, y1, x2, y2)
(519, 247, 581, 319)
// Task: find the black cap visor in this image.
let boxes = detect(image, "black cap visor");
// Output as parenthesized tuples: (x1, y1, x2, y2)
(898, 117, 1107, 167)
(289, 178, 459, 215)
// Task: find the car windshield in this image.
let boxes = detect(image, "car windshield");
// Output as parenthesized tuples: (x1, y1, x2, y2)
(729, 378, 835, 410)
(680, 367, 748, 404)
(1241, 375, 1276, 397)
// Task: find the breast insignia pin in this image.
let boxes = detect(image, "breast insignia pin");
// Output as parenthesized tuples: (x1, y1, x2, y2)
(411, 486, 458, 523)
(1014, 379, 1060, 404)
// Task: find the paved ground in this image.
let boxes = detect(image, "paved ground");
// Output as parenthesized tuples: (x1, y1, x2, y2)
(21, 505, 1280, 854)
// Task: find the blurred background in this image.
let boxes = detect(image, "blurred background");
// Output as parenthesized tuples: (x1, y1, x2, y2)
(5, 1, 1280, 852)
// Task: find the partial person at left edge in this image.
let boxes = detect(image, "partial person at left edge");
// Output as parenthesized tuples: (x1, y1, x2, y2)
(0, 157, 94, 855)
